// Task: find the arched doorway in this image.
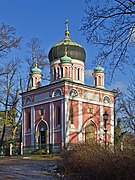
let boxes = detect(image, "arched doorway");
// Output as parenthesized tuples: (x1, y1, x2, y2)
(37, 121, 48, 148)
(85, 122, 97, 143)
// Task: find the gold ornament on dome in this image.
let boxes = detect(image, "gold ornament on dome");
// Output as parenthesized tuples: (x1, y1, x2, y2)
(65, 19, 70, 37)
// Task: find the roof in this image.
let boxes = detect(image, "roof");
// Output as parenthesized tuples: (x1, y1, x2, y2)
(31, 64, 42, 75)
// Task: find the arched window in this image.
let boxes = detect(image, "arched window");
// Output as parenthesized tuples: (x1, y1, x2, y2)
(77, 68, 80, 80)
(35, 77, 37, 86)
(37, 121, 47, 145)
(70, 107, 74, 124)
(32, 78, 34, 87)
(54, 68, 56, 80)
(56, 106, 61, 125)
(25, 97, 32, 104)
(54, 89, 62, 96)
(26, 112, 31, 131)
(85, 122, 96, 143)
(99, 76, 102, 86)
(61, 67, 63, 78)
(57, 68, 60, 79)
(95, 77, 97, 86)
(65, 67, 68, 77)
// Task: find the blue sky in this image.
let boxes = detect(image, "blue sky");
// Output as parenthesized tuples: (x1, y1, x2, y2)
(0, 0, 129, 91)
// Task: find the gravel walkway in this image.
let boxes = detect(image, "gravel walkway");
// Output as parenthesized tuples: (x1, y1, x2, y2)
(0, 157, 62, 180)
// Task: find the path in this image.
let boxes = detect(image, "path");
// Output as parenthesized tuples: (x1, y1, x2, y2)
(0, 157, 62, 180)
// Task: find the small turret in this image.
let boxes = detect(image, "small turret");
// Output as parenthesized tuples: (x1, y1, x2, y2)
(31, 63, 42, 89)
(60, 47, 72, 64)
(93, 59, 105, 88)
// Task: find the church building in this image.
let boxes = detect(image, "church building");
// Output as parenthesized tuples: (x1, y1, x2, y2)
(21, 21, 114, 153)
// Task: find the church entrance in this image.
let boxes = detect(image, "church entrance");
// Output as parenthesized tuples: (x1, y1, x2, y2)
(37, 121, 48, 149)
(85, 122, 97, 144)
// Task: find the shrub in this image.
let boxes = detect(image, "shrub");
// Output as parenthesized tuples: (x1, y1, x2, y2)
(61, 143, 135, 180)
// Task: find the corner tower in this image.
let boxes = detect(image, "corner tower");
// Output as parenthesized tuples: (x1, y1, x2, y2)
(48, 20, 86, 84)
(93, 60, 105, 88)
(31, 63, 42, 89)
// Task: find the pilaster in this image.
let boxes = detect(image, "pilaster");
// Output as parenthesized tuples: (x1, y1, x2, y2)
(49, 102, 54, 144)
(78, 101, 82, 142)
(110, 106, 114, 145)
(31, 106, 35, 146)
(22, 109, 25, 146)
(100, 104, 104, 144)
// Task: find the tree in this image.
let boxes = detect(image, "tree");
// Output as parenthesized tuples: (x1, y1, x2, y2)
(0, 23, 21, 146)
(81, 0, 135, 79)
(23, 37, 49, 91)
(112, 77, 135, 135)
(0, 60, 22, 146)
(0, 23, 21, 58)
(121, 75, 135, 134)
(114, 118, 126, 147)
(0, 23, 49, 147)
(113, 88, 123, 127)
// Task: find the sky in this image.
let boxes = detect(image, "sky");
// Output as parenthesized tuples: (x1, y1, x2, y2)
(0, 0, 129, 91)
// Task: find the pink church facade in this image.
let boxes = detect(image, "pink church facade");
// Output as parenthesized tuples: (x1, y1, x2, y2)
(21, 22, 114, 153)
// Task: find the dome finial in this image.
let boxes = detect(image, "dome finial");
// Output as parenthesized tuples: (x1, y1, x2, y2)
(65, 19, 70, 37)
(35, 60, 38, 67)
(98, 57, 100, 66)
(94, 57, 104, 73)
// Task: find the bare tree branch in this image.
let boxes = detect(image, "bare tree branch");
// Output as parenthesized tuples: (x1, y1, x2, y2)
(81, 0, 135, 80)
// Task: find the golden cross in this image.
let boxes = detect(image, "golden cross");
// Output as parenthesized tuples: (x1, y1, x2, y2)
(65, 19, 69, 30)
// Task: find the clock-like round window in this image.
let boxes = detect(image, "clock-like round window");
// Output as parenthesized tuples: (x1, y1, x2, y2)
(103, 96, 110, 103)
(69, 89, 78, 97)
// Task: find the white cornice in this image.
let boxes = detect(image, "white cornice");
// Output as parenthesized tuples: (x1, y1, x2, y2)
(22, 94, 114, 109)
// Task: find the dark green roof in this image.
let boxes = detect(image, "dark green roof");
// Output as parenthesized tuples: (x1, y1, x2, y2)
(48, 37, 86, 62)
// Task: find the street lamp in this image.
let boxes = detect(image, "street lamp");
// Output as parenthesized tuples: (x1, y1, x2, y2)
(103, 111, 109, 148)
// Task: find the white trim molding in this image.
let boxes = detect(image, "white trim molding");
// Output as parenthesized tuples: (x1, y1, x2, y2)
(110, 107, 114, 145)
(100, 105, 104, 144)
(78, 101, 82, 142)
(31, 106, 35, 146)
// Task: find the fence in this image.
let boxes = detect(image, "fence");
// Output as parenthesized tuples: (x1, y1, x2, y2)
(0, 143, 61, 156)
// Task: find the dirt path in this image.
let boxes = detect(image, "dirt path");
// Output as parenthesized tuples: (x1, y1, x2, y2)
(0, 157, 61, 180)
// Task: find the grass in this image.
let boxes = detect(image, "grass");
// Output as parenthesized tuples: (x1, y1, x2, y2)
(29, 153, 61, 159)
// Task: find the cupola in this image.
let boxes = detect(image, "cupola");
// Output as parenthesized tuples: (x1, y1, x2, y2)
(60, 47, 72, 63)
(48, 20, 86, 63)
(30, 63, 42, 90)
(93, 59, 105, 88)
(49, 20, 85, 84)
(94, 64, 104, 73)
(31, 63, 42, 75)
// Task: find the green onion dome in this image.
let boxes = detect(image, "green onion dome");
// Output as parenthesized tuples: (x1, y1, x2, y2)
(94, 62, 104, 73)
(60, 48, 72, 63)
(48, 37, 86, 62)
(31, 63, 42, 75)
